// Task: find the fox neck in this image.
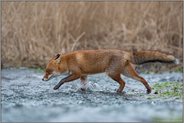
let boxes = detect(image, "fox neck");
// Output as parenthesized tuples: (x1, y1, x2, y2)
(58, 60, 68, 73)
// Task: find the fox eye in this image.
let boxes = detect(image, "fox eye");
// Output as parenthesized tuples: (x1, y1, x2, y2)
(54, 54, 60, 60)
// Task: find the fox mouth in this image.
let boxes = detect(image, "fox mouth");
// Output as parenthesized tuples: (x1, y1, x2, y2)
(42, 71, 69, 81)
(42, 77, 50, 81)
(42, 77, 49, 81)
(42, 74, 53, 81)
(42, 73, 61, 81)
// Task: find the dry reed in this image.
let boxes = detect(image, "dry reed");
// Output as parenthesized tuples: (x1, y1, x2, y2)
(2, 1, 183, 70)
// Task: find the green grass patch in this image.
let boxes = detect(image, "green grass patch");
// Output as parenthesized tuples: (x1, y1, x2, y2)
(152, 82, 183, 99)
(151, 116, 182, 123)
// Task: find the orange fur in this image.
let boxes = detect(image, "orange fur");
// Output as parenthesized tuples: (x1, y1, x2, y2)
(42, 49, 178, 94)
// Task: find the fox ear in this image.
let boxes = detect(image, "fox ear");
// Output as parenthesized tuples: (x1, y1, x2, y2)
(54, 54, 60, 60)
(54, 54, 61, 64)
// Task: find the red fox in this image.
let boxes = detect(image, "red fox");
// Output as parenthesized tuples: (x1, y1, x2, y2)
(42, 49, 179, 94)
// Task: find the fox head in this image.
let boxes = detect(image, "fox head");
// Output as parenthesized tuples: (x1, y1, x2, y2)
(42, 53, 66, 81)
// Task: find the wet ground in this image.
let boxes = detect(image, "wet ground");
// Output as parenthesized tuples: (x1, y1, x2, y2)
(1, 68, 183, 122)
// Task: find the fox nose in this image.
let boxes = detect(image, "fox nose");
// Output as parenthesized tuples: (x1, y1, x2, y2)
(42, 78, 44, 81)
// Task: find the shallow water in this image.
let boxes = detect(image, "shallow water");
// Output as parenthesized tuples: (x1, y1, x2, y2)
(1, 68, 183, 122)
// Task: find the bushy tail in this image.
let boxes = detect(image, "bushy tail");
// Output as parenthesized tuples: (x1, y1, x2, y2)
(131, 51, 179, 65)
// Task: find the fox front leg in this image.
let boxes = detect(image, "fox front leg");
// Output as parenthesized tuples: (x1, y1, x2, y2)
(80, 75, 88, 91)
(53, 74, 80, 90)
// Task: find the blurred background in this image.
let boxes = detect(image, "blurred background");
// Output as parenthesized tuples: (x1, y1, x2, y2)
(1, 2, 183, 122)
(2, 1, 183, 71)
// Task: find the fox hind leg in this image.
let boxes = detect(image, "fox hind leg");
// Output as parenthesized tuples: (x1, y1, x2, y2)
(106, 58, 125, 93)
(107, 73, 125, 93)
(123, 62, 152, 94)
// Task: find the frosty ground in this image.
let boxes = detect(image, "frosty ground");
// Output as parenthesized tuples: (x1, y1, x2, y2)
(1, 68, 183, 122)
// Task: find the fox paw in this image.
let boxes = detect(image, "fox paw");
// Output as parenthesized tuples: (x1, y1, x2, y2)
(147, 88, 152, 94)
(116, 89, 126, 94)
(80, 88, 87, 91)
(77, 88, 87, 93)
(53, 86, 59, 90)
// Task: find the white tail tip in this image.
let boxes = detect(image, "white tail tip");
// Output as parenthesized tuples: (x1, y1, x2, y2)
(174, 58, 180, 65)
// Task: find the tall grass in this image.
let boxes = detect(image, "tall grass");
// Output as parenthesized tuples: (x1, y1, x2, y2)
(2, 1, 183, 68)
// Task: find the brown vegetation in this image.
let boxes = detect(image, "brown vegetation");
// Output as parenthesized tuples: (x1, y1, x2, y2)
(2, 1, 183, 70)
